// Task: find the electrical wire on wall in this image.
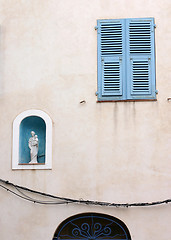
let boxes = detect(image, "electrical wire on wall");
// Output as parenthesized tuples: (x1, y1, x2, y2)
(0, 178, 170, 208)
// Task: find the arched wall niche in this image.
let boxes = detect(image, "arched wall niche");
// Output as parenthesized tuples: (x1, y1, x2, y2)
(19, 116, 46, 164)
(12, 109, 52, 170)
(52, 212, 132, 240)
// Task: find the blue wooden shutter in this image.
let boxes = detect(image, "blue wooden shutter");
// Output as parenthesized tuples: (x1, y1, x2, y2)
(126, 18, 156, 99)
(97, 19, 126, 101)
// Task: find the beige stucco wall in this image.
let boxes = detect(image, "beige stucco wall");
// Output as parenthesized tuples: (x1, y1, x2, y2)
(0, 0, 171, 239)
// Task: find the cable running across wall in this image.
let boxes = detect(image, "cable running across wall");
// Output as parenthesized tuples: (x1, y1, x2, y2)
(0, 178, 170, 208)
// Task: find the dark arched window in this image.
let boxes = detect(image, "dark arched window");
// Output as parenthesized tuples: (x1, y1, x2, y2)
(53, 213, 131, 240)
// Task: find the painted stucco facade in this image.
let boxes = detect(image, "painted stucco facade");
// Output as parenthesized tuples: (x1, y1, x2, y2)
(0, 0, 170, 239)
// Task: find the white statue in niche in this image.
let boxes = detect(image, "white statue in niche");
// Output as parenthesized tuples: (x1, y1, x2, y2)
(28, 131, 39, 164)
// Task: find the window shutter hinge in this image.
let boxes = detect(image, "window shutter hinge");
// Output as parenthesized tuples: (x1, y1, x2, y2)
(155, 90, 158, 94)
(95, 91, 99, 96)
(94, 26, 98, 30)
(152, 24, 156, 32)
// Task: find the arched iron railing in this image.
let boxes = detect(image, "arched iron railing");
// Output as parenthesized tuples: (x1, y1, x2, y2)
(53, 213, 131, 240)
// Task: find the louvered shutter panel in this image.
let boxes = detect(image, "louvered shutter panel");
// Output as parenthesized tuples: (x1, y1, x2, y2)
(126, 18, 156, 99)
(97, 20, 126, 101)
(102, 57, 122, 96)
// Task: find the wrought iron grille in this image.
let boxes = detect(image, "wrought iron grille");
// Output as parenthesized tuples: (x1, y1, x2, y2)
(53, 213, 131, 240)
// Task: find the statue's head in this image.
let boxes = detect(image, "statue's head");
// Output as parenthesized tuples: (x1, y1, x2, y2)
(31, 131, 35, 137)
